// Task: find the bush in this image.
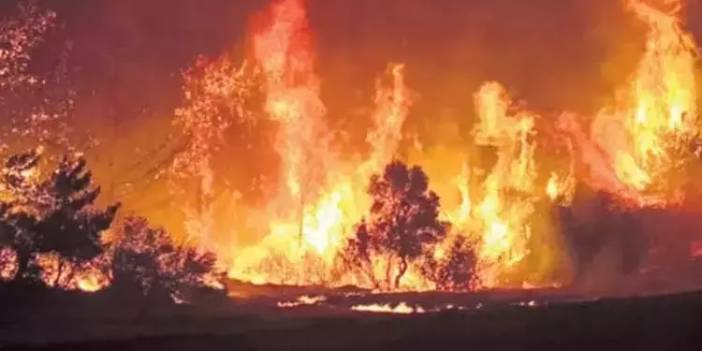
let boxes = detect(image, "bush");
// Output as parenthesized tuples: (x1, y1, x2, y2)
(111, 217, 219, 302)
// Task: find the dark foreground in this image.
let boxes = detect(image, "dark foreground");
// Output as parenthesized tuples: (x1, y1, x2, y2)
(2, 287, 702, 351)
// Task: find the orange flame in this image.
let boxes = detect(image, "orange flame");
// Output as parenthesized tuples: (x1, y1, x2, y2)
(591, 0, 698, 203)
(228, 0, 415, 289)
(166, 0, 700, 292)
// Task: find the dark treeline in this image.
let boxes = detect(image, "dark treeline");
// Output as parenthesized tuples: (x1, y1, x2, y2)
(0, 149, 223, 304)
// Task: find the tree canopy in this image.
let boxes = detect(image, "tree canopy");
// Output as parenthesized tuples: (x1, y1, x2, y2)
(0, 149, 119, 286)
(345, 161, 450, 290)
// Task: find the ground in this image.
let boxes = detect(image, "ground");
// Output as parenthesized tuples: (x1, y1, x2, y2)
(2, 283, 702, 350)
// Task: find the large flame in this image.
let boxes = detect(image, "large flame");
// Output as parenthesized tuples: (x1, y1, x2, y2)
(471, 82, 540, 287)
(590, 0, 698, 203)
(227, 0, 414, 288)
(163, 0, 700, 292)
(436, 82, 571, 289)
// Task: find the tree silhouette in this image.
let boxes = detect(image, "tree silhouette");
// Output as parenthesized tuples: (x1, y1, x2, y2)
(346, 161, 448, 290)
(421, 236, 477, 291)
(0, 149, 118, 286)
(112, 217, 218, 301)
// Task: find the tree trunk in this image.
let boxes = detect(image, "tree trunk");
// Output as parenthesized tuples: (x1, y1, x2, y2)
(363, 260, 380, 290)
(385, 253, 394, 290)
(14, 250, 30, 284)
(394, 257, 408, 290)
(53, 259, 64, 287)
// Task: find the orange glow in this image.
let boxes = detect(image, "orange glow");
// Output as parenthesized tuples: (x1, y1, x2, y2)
(455, 82, 570, 288)
(36, 254, 110, 292)
(351, 302, 424, 314)
(0, 248, 18, 281)
(155, 0, 700, 293)
(75, 272, 110, 293)
(589, 0, 697, 203)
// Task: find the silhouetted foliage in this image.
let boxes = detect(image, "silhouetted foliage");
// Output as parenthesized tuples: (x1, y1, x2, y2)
(0, 149, 118, 286)
(112, 217, 218, 302)
(345, 161, 449, 289)
(422, 236, 477, 291)
(558, 183, 646, 286)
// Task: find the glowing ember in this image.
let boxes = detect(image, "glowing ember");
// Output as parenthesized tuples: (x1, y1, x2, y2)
(277, 295, 327, 308)
(0, 0, 699, 300)
(514, 300, 540, 308)
(227, 0, 414, 289)
(35, 254, 110, 292)
(351, 302, 424, 314)
(75, 273, 109, 293)
(0, 248, 18, 281)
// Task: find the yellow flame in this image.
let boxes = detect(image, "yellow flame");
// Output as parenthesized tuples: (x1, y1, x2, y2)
(175, 0, 697, 293)
(229, 0, 418, 292)
(595, 0, 698, 201)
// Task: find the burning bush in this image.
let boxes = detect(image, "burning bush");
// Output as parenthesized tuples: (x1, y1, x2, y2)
(422, 236, 478, 291)
(0, 149, 119, 287)
(111, 217, 220, 302)
(343, 161, 453, 290)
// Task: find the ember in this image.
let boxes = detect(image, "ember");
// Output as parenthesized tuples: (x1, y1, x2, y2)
(351, 302, 424, 314)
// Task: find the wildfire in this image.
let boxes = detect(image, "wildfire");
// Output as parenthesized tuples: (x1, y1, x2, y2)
(0, 0, 698, 300)
(277, 294, 327, 308)
(590, 0, 698, 203)
(162, 0, 701, 293)
(226, 0, 417, 289)
(470, 82, 539, 287)
(350, 302, 424, 314)
(430, 82, 572, 289)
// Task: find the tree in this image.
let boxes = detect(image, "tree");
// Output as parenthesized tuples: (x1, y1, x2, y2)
(36, 156, 119, 285)
(0, 150, 43, 284)
(421, 236, 477, 291)
(0, 149, 119, 286)
(345, 161, 448, 290)
(112, 217, 218, 302)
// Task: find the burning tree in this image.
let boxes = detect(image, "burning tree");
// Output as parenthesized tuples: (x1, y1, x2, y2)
(421, 236, 477, 291)
(111, 217, 219, 301)
(0, 149, 119, 286)
(345, 161, 449, 290)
